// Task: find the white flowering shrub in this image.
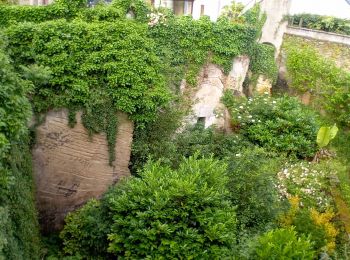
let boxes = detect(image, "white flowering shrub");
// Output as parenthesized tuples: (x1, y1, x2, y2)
(276, 162, 333, 210)
(223, 92, 320, 158)
(147, 12, 167, 27)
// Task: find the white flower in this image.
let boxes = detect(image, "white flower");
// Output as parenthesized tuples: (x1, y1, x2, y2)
(235, 153, 241, 157)
(251, 119, 255, 123)
(272, 101, 276, 104)
(238, 116, 241, 119)
(239, 106, 244, 109)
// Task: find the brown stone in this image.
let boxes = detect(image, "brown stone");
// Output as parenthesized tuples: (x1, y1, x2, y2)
(32, 109, 133, 232)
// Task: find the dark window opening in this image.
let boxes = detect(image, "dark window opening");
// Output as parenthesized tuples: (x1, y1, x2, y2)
(197, 117, 206, 125)
(200, 5, 205, 16)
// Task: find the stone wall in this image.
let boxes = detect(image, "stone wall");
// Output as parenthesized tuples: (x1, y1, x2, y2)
(186, 56, 250, 129)
(281, 34, 350, 72)
(32, 109, 133, 232)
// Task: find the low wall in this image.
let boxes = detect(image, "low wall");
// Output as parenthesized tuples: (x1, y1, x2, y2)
(286, 26, 350, 47)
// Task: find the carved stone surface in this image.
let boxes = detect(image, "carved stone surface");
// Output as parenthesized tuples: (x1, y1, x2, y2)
(32, 109, 133, 232)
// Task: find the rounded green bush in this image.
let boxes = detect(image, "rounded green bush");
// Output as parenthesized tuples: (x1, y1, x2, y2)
(223, 92, 320, 158)
(61, 156, 237, 258)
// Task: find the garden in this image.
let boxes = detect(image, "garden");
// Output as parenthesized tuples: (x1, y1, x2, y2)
(0, 0, 350, 259)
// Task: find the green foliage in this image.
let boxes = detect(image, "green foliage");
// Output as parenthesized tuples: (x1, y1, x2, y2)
(81, 99, 119, 165)
(276, 162, 333, 210)
(284, 38, 350, 126)
(0, 33, 40, 260)
(131, 122, 254, 174)
(133, 123, 284, 232)
(60, 199, 111, 259)
(5, 19, 170, 161)
(249, 43, 278, 83)
(252, 227, 315, 259)
(288, 14, 350, 36)
(61, 157, 237, 258)
(317, 124, 338, 148)
(149, 15, 259, 88)
(226, 147, 284, 231)
(220, 1, 245, 23)
(111, 0, 149, 21)
(223, 92, 320, 158)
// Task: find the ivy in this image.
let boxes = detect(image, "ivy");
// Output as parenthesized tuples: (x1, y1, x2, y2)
(283, 37, 350, 126)
(2, 0, 277, 163)
(0, 33, 40, 259)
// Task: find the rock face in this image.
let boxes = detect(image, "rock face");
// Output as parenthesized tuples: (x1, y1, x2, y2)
(32, 109, 133, 232)
(186, 57, 250, 129)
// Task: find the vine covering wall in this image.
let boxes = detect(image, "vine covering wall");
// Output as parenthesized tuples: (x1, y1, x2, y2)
(0, 1, 278, 258)
(2, 0, 277, 160)
(281, 35, 350, 126)
(0, 34, 40, 259)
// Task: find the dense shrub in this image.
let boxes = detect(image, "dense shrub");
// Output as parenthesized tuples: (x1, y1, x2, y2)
(226, 147, 285, 230)
(223, 92, 320, 158)
(131, 121, 253, 173)
(252, 227, 315, 259)
(281, 197, 338, 254)
(61, 157, 237, 258)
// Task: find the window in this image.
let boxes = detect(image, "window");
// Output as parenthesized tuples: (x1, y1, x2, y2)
(173, 0, 194, 16)
(200, 4, 205, 16)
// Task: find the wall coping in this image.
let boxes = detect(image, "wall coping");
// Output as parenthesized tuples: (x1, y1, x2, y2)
(286, 26, 350, 46)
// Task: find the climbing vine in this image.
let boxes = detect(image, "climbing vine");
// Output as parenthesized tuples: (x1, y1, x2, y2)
(283, 37, 350, 126)
(2, 0, 277, 162)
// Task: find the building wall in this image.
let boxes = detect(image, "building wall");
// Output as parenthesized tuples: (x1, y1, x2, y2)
(259, 0, 292, 55)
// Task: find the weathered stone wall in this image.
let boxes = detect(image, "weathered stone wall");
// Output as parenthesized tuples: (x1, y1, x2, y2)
(186, 56, 250, 129)
(281, 34, 350, 72)
(32, 109, 133, 232)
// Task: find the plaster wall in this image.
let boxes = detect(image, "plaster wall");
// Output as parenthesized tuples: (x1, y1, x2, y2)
(259, 0, 291, 55)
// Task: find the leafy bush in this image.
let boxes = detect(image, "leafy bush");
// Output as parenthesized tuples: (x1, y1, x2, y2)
(276, 162, 333, 210)
(60, 199, 111, 259)
(252, 227, 315, 259)
(131, 121, 253, 173)
(281, 197, 338, 254)
(223, 92, 320, 158)
(226, 147, 285, 230)
(61, 156, 237, 258)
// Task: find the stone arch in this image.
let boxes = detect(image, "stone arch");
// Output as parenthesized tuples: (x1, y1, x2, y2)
(261, 42, 277, 53)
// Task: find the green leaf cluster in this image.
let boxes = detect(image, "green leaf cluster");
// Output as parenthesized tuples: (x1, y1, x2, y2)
(223, 92, 320, 158)
(60, 156, 237, 258)
(252, 227, 315, 259)
(317, 124, 338, 148)
(0, 35, 40, 259)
